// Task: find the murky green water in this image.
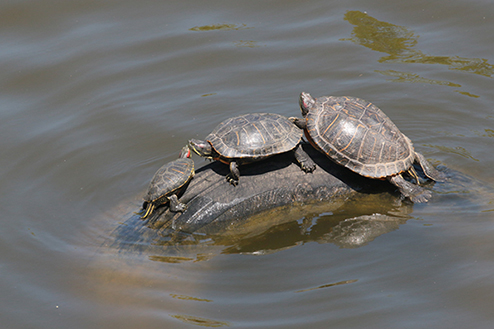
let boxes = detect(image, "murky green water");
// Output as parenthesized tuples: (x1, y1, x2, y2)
(1, 1, 494, 328)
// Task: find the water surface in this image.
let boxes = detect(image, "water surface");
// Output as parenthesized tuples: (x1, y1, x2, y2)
(1, 0, 494, 328)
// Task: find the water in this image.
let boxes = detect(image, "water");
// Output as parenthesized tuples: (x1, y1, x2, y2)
(1, 0, 494, 328)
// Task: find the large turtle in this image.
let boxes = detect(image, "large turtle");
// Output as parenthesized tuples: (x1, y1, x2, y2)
(140, 145, 195, 219)
(188, 112, 316, 185)
(291, 92, 446, 203)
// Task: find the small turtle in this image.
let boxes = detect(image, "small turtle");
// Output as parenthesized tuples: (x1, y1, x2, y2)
(291, 92, 446, 202)
(140, 146, 195, 219)
(189, 112, 316, 185)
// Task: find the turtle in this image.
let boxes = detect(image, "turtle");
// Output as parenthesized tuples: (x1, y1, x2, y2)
(140, 145, 195, 219)
(291, 92, 446, 203)
(188, 112, 316, 186)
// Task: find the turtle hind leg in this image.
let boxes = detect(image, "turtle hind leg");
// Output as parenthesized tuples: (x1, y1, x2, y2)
(168, 194, 187, 212)
(388, 174, 432, 203)
(293, 143, 316, 173)
(415, 152, 447, 182)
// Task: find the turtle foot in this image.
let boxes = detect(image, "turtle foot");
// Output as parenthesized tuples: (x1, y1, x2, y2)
(388, 174, 432, 203)
(226, 174, 239, 186)
(169, 194, 187, 212)
(408, 189, 433, 203)
(294, 144, 316, 173)
(301, 159, 316, 173)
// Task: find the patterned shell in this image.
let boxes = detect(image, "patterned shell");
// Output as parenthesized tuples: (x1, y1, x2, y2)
(144, 158, 194, 202)
(306, 96, 415, 178)
(207, 113, 303, 159)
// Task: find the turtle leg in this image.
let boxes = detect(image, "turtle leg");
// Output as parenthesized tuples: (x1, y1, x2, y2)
(168, 194, 187, 212)
(388, 174, 432, 203)
(226, 161, 240, 186)
(414, 152, 447, 182)
(293, 144, 316, 173)
(289, 117, 307, 129)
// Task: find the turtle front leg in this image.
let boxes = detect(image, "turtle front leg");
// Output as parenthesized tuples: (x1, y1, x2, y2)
(226, 161, 240, 186)
(168, 194, 187, 212)
(293, 144, 316, 173)
(388, 174, 432, 203)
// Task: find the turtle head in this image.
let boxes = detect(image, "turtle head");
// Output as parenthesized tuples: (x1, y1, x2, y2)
(188, 139, 213, 159)
(178, 145, 191, 159)
(299, 92, 316, 117)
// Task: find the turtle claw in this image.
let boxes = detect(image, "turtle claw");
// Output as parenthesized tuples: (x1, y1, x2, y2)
(301, 160, 316, 173)
(172, 204, 187, 212)
(408, 189, 433, 203)
(294, 144, 316, 173)
(226, 174, 239, 186)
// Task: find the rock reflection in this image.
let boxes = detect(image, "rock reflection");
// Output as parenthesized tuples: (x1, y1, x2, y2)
(107, 193, 414, 261)
(343, 11, 494, 78)
(148, 255, 195, 263)
(318, 213, 406, 248)
(214, 198, 412, 254)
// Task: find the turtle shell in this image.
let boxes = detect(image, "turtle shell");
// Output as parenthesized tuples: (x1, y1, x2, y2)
(144, 157, 195, 204)
(305, 96, 415, 178)
(207, 113, 303, 160)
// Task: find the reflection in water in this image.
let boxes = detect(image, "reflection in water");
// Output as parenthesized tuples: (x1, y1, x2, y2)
(170, 314, 230, 327)
(109, 194, 414, 262)
(149, 252, 215, 263)
(342, 11, 493, 96)
(87, 169, 492, 327)
(189, 23, 251, 32)
(474, 129, 494, 138)
(342, 11, 418, 58)
(295, 279, 358, 293)
(455, 90, 480, 98)
(233, 40, 263, 48)
(148, 255, 195, 263)
(170, 294, 213, 302)
(423, 144, 479, 162)
(318, 213, 405, 248)
(375, 69, 461, 87)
